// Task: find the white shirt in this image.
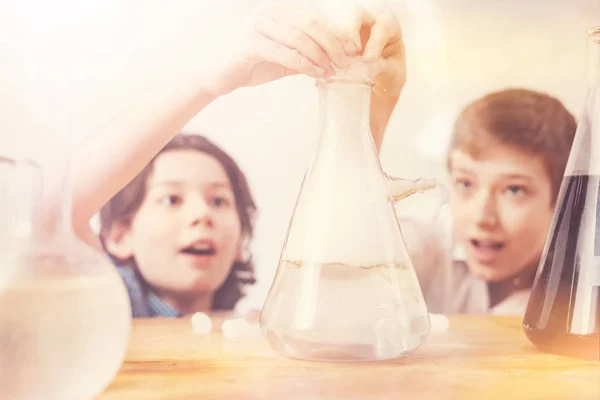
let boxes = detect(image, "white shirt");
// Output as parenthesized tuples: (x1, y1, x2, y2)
(400, 218, 531, 316)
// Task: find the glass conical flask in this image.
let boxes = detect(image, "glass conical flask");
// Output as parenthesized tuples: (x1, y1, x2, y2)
(0, 9, 132, 399)
(523, 26, 600, 360)
(259, 74, 442, 362)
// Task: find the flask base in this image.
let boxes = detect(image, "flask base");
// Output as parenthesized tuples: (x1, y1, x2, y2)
(523, 324, 600, 360)
(264, 328, 424, 362)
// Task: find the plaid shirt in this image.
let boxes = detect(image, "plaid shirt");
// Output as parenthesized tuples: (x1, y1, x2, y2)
(117, 266, 182, 318)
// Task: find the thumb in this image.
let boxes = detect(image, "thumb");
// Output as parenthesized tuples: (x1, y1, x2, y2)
(346, 5, 376, 53)
(362, 13, 400, 62)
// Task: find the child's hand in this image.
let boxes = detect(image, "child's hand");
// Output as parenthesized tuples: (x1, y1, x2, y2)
(348, 7, 406, 97)
(216, 6, 355, 93)
(216, 6, 406, 96)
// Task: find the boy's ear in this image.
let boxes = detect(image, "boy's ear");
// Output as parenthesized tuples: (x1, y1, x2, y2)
(103, 221, 134, 260)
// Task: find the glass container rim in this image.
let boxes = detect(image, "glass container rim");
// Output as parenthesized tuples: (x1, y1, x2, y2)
(316, 76, 375, 88)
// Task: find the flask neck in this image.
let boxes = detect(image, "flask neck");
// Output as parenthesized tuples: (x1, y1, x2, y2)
(37, 157, 74, 242)
(587, 27, 600, 88)
(315, 77, 379, 167)
(317, 77, 373, 140)
(312, 77, 380, 175)
(19, 67, 75, 243)
(565, 26, 600, 177)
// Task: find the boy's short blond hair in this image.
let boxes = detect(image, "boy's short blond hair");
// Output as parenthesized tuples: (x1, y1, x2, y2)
(448, 88, 577, 203)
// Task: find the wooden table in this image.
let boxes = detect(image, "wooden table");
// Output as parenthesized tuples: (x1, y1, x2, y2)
(99, 316, 599, 400)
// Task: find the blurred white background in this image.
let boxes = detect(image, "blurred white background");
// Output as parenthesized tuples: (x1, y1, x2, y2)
(1, 0, 599, 311)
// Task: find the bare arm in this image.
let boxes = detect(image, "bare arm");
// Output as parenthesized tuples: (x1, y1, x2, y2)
(370, 82, 402, 152)
(72, 70, 224, 242)
(355, 10, 406, 153)
(71, 7, 407, 247)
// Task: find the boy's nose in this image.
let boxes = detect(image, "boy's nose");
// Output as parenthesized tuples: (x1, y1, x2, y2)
(185, 196, 214, 228)
(473, 192, 499, 229)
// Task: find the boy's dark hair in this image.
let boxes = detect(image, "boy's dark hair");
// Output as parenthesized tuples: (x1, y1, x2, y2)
(448, 88, 577, 203)
(99, 134, 257, 310)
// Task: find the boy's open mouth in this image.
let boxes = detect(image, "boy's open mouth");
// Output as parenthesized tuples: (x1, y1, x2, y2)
(181, 241, 216, 256)
(470, 239, 505, 250)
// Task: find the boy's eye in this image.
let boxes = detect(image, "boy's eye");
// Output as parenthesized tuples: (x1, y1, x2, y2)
(157, 194, 182, 206)
(505, 185, 527, 196)
(454, 179, 472, 192)
(210, 196, 230, 208)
